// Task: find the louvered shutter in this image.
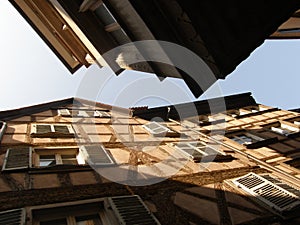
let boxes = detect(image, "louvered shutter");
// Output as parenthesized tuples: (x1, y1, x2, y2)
(80, 145, 113, 165)
(2, 148, 31, 171)
(233, 173, 300, 213)
(0, 208, 25, 225)
(108, 195, 160, 225)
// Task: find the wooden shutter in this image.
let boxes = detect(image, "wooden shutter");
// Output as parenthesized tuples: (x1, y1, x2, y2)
(80, 145, 113, 165)
(0, 121, 7, 142)
(0, 208, 26, 225)
(233, 173, 300, 213)
(2, 148, 31, 171)
(108, 195, 160, 225)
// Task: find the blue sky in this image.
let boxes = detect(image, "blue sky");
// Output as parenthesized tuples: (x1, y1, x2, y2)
(1, 1, 300, 111)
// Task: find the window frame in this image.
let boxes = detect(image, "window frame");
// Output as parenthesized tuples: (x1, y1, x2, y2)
(95, 110, 111, 118)
(33, 147, 85, 168)
(270, 121, 300, 137)
(172, 141, 229, 162)
(142, 121, 179, 137)
(29, 195, 160, 225)
(226, 130, 278, 149)
(30, 123, 75, 138)
(57, 108, 71, 117)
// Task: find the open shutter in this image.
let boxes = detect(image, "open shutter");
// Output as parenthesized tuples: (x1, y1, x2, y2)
(80, 145, 114, 165)
(2, 148, 31, 171)
(0, 208, 26, 225)
(0, 121, 7, 142)
(108, 195, 160, 225)
(233, 173, 300, 213)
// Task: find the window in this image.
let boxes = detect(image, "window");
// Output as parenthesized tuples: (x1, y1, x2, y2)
(31, 195, 160, 225)
(80, 145, 114, 165)
(143, 121, 179, 137)
(173, 141, 227, 162)
(229, 132, 264, 145)
(57, 109, 71, 117)
(2, 147, 88, 171)
(34, 148, 84, 167)
(30, 124, 75, 138)
(95, 110, 111, 118)
(232, 173, 300, 216)
(270, 122, 299, 136)
(0, 208, 25, 225)
(0, 121, 6, 143)
(227, 131, 278, 149)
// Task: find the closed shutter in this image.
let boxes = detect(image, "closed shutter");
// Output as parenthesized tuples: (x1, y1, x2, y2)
(0, 208, 26, 225)
(108, 195, 160, 225)
(2, 148, 31, 171)
(233, 173, 300, 213)
(80, 145, 114, 165)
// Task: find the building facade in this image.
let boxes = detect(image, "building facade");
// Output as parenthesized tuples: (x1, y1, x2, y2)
(0, 92, 300, 224)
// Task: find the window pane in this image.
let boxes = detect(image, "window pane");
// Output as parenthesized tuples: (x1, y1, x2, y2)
(40, 218, 67, 225)
(61, 155, 78, 165)
(39, 155, 56, 167)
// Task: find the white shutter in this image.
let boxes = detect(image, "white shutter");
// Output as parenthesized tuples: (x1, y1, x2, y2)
(108, 195, 161, 225)
(2, 148, 32, 171)
(233, 173, 300, 213)
(0, 208, 26, 225)
(0, 121, 6, 142)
